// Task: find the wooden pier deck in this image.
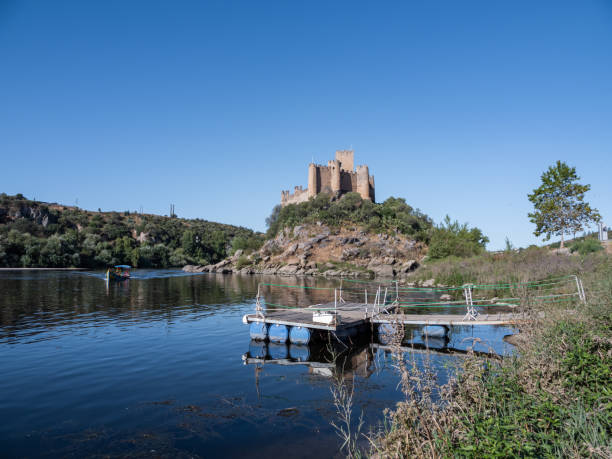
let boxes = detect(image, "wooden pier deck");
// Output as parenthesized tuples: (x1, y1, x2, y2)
(372, 312, 524, 327)
(244, 301, 523, 332)
(244, 301, 396, 331)
(244, 276, 581, 343)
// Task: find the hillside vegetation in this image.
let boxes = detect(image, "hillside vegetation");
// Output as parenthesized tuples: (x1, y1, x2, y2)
(0, 194, 262, 268)
(266, 192, 433, 240)
(185, 193, 490, 277)
(266, 193, 488, 260)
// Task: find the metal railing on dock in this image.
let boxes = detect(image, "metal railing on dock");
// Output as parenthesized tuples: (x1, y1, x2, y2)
(243, 274, 586, 341)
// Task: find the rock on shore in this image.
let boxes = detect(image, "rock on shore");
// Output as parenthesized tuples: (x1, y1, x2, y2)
(183, 223, 426, 279)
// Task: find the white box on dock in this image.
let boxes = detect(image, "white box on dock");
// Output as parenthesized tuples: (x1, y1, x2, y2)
(313, 311, 337, 325)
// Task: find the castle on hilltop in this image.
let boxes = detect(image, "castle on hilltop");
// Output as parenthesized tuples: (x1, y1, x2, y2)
(281, 150, 375, 207)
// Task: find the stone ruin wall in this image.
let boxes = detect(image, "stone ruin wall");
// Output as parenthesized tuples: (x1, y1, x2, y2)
(281, 150, 375, 206)
(280, 186, 310, 206)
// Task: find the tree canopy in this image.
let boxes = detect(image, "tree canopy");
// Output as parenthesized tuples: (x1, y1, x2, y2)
(528, 161, 600, 247)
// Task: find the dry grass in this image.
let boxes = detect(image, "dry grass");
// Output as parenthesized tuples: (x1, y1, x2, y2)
(368, 253, 612, 458)
(408, 247, 608, 287)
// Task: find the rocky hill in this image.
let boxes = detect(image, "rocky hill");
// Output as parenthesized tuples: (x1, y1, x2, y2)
(184, 223, 426, 279)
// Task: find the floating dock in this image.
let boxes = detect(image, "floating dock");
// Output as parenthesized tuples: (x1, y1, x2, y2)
(243, 276, 584, 345)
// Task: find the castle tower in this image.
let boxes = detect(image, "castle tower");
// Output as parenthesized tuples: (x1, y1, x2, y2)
(329, 159, 341, 193)
(307, 163, 317, 198)
(280, 150, 375, 206)
(356, 165, 371, 201)
(335, 150, 354, 172)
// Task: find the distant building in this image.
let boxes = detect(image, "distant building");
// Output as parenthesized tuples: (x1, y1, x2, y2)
(599, 222, 608, 241)
(281, 150, 375, 207)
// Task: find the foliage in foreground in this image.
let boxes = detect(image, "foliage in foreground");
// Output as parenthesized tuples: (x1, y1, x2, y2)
(0, 193, 263, 268)
(373, 255, 612, 458)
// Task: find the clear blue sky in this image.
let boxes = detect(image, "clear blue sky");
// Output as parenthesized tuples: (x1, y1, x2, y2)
(1, 1, 611, 249)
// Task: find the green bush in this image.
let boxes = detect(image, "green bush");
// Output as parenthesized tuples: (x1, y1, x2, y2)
(427, 215, 489, 259)
(570, 238, 603, 255)
(230, 234, 264, 255)
(235, 255, 251, 270)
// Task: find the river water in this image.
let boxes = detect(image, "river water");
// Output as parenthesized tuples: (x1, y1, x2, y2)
(0, 270, 516, 458)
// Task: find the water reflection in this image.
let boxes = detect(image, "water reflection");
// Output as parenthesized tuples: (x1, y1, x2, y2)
(243, 340, 376, 381)
(0, 270, 517, 458)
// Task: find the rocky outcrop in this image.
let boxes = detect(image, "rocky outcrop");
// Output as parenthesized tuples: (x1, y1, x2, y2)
(183, 223, 426, 279)
(1, 204, 56, 227)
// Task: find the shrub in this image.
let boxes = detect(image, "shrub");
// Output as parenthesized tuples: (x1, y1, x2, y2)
(570, 238, 603, 255)
(230, 234, 264, 255)
(235, 255, 251, 269)
(427, 215, 489, 259)
(265, 193, 432, 238)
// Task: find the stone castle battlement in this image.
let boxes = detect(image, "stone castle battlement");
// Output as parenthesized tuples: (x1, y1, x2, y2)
(281, 150, 375, 206)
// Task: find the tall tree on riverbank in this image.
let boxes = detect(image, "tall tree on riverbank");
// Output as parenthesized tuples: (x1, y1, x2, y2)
(528, 161, 600, 248)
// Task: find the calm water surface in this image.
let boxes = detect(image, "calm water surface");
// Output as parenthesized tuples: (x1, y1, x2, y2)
(0, 270, 516, 458)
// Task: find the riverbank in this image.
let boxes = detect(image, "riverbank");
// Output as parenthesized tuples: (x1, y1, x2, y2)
(372, 252, 612, 457)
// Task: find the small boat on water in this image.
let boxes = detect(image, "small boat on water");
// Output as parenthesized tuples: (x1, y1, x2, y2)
(106, 265, 131, 282)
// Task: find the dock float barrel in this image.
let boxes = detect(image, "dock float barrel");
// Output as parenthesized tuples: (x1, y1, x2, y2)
(422, 325, 447, 338)
(289, 344, 310, 362)
(249, 322, 268, 341)
(268, 343, 289, 359)
(248, 340, 267, 358)
(268, 324, 290, 343)
(289, 326, 311, 345)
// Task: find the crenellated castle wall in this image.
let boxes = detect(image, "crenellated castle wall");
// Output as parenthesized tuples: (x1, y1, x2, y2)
(280, 186, 310, 206)
(281, 150, 375, 206)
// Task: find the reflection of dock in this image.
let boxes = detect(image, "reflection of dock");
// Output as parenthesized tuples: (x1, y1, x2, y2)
(242, 341, 374, 378)
(370, 342, 502, 360)
(243, 357, 335, 369)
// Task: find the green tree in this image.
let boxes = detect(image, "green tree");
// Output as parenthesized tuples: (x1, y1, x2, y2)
(528, 161, 600, 248)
